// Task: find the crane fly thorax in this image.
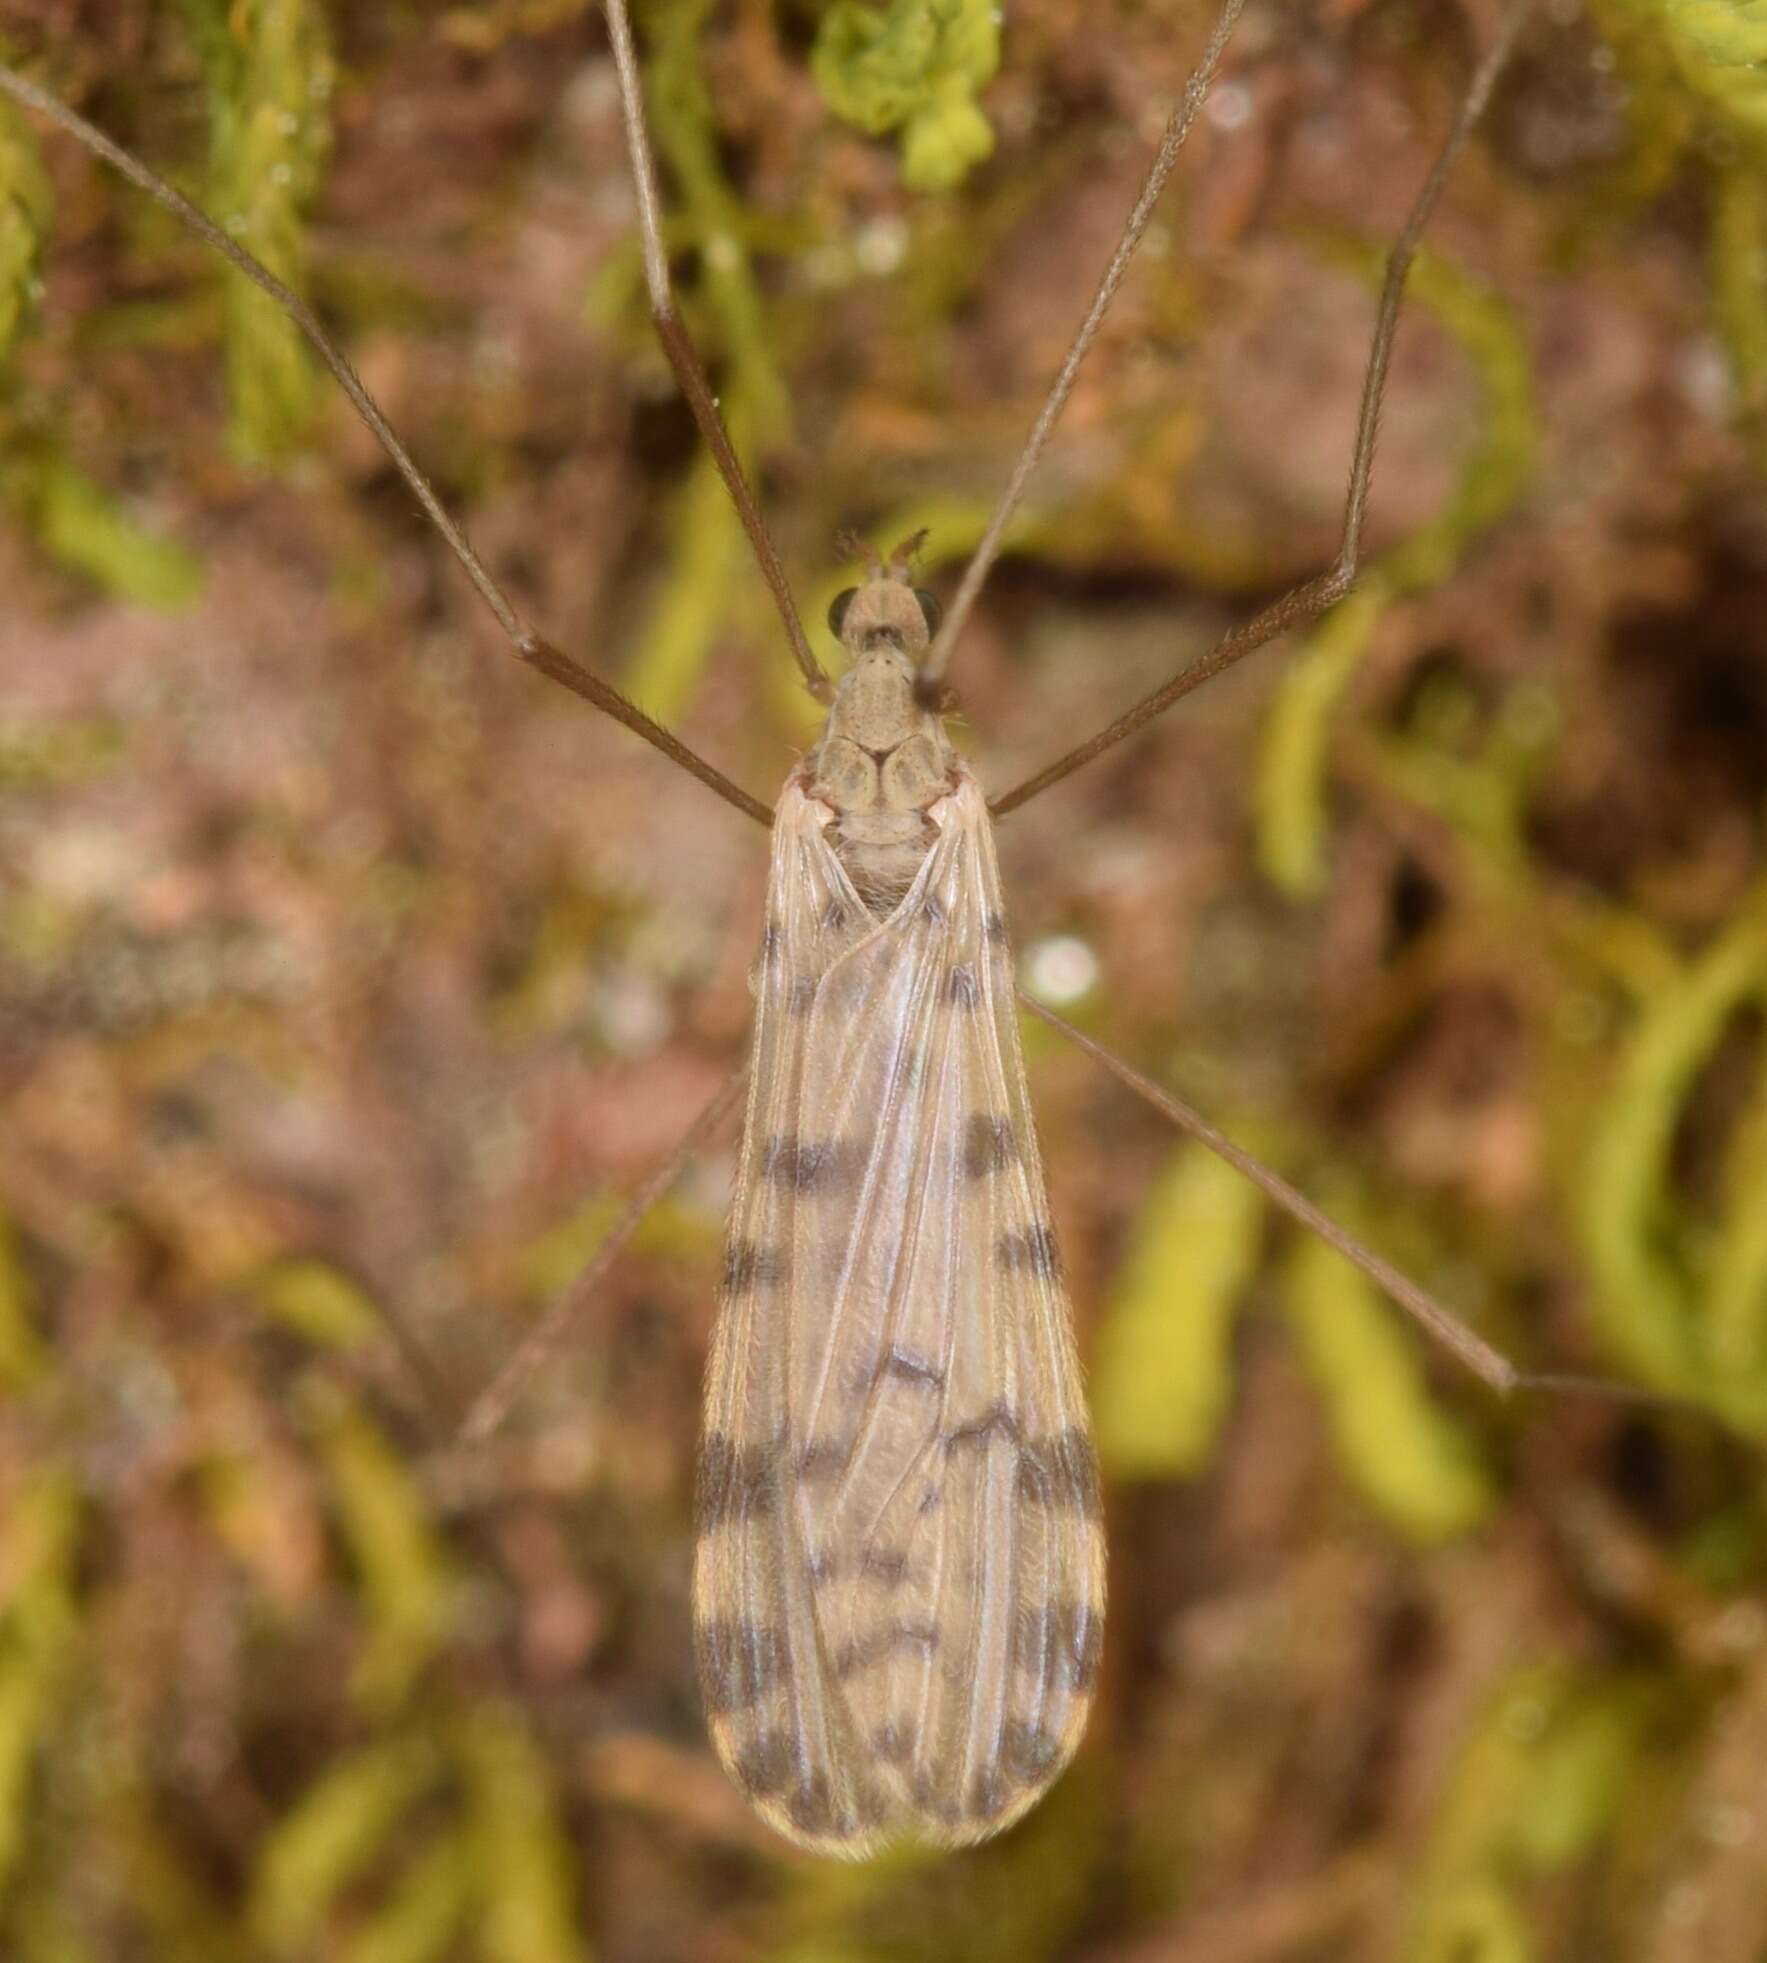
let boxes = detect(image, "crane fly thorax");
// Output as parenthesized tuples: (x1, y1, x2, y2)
(807, 575, 954, 911)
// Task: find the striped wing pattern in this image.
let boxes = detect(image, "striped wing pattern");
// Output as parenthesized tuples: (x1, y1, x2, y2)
(694, 769, 1104, 1856)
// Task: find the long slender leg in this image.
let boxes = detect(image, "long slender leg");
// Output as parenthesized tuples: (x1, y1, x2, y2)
(919, 0, 1249, 690)
(1026, 997, 1668, 1406)
(458, 1063, 748, 1445)
(603, 0, 830, 705)
(0, 61, 773, 831)
(990, 0, 1534, 819)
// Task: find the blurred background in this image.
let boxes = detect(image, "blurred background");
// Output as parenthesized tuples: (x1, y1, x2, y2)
(2, 0, 1766, 1955)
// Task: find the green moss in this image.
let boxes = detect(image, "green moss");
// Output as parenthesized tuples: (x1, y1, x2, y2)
(1578, 884, 1767, 1407)
(0, 1209, 49, 1395)
(618, 0, 795, 722)
(1280, 1222, 1498, 1544)
(1711, 163, 1767, 465)
(1255, 241, 1536, 897)
(1092, 1138, 1266, 1479)
(1409, 1665, 1658, 1956)
(455, 1707, 587, 1963)
(0, 91, 49, 363)
(338, 1832, 474, 1963)
(302, 1383, 458, 1714)
(813, 0, 1000, 191)
(1613, 0, 1767, 142)
(248, 1258, 386, 1351)
(2, 451, 203, 604)
(173, 0, 335, 462)
(0, 1471, 81, 1897)
(248, 1739, 444, 1956)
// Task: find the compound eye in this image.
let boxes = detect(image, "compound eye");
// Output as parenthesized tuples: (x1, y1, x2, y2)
(827, 588, 857, 638)
(913, 588, 942, 635)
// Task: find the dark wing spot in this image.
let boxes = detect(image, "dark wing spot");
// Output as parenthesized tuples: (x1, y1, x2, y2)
(1002, 1720, 1063, 1781)
(789, 976, 819, 1017)
(860, 1544, 910, 1587)
(946, 1401, 1021, 1452)
(984, 911, 1010, 947)
(821, 898, 853, 933)
(797, 1436, 851, 1484)
(967, 1764, 1008, 1824)
(787, 1773, 838, 1837)
(962, 1113, 1018, 1179)
(1014, 1596, 1103, 1694)
(912, 1768, 963, 1829)
(882, 1347, 945, 1389)
(997, 1223, 1061, 1279)
(1014, 1438, 1058, 1508)
(760, 918, 784, 965)
(943, 963, 981, 1011)
(1059, 1598, 1103, 1692)
(734, 1730, 794, 1798)
(696, 1434, 780, 1531)
(922, 893, 948, 930)
(697, 1618, 789, 1714)
(1016, 1427, 1102, 1517)
(722, 1238, 786, 1294)
(764, 1134, 863, 1194)
(849, 1780, 889, 1832)
(834, 1620, 941, 1679)
(1062, 1426, 1103, 1517)
(871, 1721, 911, 1764)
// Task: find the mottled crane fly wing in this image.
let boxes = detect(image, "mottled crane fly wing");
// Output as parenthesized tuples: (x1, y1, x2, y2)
(695, 771, 1105, 1856)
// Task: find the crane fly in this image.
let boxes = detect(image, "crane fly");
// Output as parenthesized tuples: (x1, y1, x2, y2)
(694, 539, 1103, 1850)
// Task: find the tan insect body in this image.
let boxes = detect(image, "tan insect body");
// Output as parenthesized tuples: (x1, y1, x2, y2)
(693, 557, 1105, 1855)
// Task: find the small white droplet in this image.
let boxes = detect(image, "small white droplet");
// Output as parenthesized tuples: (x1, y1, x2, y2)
(854, 215, 909, 278)
(597, 971, 670, 1056)
(1206, 81, 1252, 132)
(1022, 934, 1099, 1006)
(270, 162, 293, 188)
